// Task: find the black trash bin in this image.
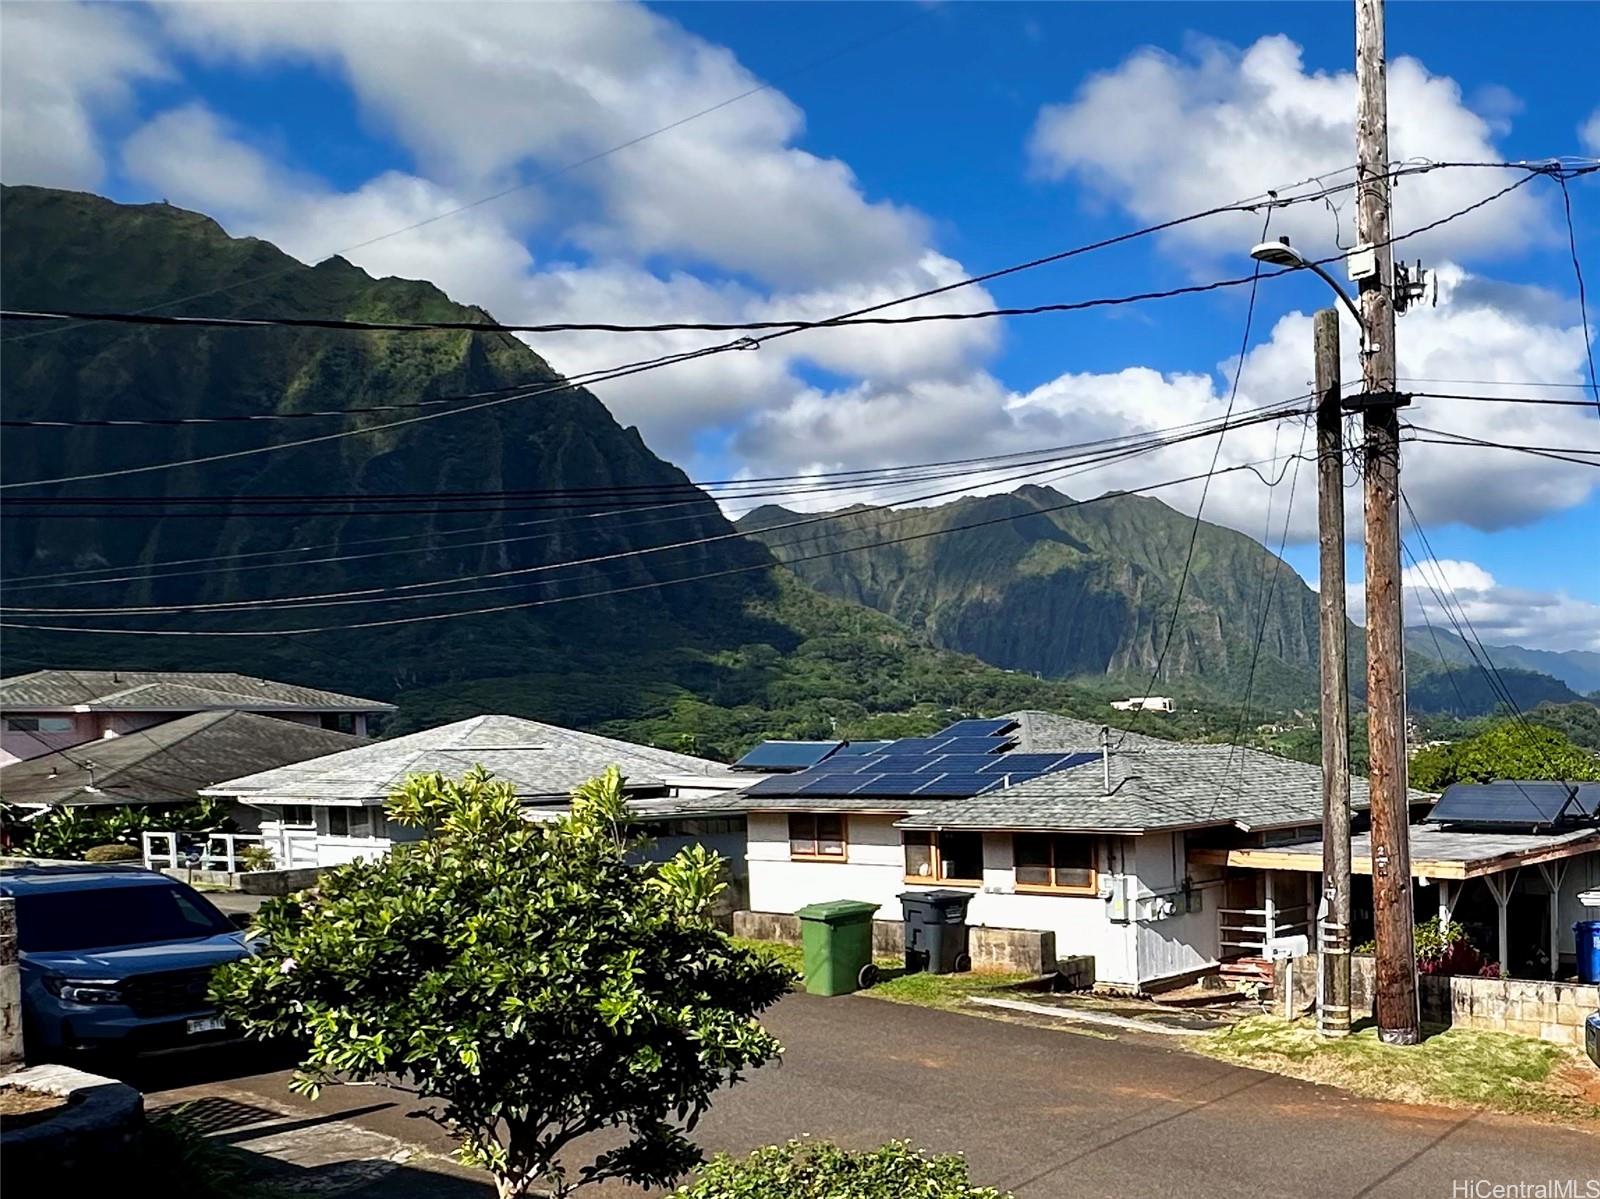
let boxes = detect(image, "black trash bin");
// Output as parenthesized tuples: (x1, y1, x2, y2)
(899, 888, 973, 975)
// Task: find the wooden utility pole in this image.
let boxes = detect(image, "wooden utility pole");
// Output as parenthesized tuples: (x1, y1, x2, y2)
(1314, 307, 1352, 1038)
(1355, 0, 1420, 1045)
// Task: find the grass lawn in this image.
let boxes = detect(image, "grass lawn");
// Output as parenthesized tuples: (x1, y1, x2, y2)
(732, 937, 1036, 1012)
(1198, 1015, 1600, 1124)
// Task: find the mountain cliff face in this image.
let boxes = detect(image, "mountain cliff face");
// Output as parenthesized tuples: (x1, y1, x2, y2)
(0, 186, 1102, 753)
(738, 488, 1588, 715)
(739, 485, 1326, 699)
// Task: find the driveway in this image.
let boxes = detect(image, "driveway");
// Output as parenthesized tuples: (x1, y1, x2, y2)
(133, 993, 1600, 1197)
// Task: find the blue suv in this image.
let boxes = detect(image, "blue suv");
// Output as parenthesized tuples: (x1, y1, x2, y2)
(1, 864, 252, 1060)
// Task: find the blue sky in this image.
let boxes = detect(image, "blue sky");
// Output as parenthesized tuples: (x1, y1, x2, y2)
(2, 1, 1597, 650)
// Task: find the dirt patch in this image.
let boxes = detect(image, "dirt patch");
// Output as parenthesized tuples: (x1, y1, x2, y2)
(0, 1084, 71, 1128)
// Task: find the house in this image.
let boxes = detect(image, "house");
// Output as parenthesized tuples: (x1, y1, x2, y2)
(0, 712, 362, 832)
(677, 711, 1382, 992)
(1194, 781, 1600, 979)
(1109, 696, 1176, 713)
(203, 714, 747, 869)
(0, 670, 394, 766)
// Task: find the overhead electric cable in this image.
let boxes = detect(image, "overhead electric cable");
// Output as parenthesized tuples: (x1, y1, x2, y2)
(0, 450, 1317, 639)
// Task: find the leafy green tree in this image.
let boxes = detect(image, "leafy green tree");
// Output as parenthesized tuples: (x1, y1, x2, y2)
(211, 766, 793, 1199)
(673, 1139, 1010, 1199)
(1409, 719, 1600, 790)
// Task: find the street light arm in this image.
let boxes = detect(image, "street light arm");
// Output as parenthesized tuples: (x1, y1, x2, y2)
(1299, 260, 1366, 332)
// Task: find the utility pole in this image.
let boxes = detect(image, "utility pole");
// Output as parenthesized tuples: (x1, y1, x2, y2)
(1314, 307, 1352, 1038)
(1354, 0, 1420, 1044)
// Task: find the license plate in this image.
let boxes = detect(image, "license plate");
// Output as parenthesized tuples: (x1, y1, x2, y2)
(187, 1015, 227, 1035)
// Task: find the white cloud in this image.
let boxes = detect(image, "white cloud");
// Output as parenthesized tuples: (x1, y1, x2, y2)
(158, 1, 926, 289)
(1582, 108, 1600, 156)
(1346, 558, 1600, 653)
(0, 2, 167, 189)
(1028, 35, 1547, 263)
(735, 263, 1600, 539)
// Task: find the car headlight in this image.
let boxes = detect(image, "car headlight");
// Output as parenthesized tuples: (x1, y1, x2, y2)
(43, 977, 124, 1005)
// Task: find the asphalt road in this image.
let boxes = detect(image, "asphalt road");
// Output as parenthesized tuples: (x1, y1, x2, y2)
(133, 994, 1600, 1198)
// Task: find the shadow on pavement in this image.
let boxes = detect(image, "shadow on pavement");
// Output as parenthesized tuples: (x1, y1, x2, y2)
(99, 1038, 303, 1092)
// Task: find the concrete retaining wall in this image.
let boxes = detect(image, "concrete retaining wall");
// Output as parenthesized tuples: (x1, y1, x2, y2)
(1274, 952, 1600, 1048)
(731, 910, 1063, 976)
(1, 897, 21, 1073)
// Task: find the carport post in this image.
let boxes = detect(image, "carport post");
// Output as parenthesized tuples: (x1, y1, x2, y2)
(1537, 861, 1568, 979)
(1483, 870, 1519, 977)
(1436, 879, 1453, 927)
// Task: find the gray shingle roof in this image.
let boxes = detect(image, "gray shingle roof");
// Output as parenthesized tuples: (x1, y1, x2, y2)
(0, 711, 362, 807)
(896, 744, 1392, 834)
(205, 714, 733, 804)
(0, 670, 394, 713)
(1000, 710, 1173, 752)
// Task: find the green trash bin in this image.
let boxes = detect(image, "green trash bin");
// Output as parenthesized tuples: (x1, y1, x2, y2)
(795, 900, 881, 996)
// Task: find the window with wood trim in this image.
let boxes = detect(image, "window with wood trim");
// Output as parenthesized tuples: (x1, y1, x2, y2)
(903, 831, 983, 885)
(1013, 833, 1097, 893)
(788, 812, 846, 860)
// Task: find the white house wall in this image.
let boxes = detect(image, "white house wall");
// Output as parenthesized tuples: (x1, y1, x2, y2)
(744, 813, 1153, 988)
(1131, 831, 1224, 985)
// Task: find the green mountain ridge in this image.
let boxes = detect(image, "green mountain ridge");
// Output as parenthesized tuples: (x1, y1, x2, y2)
(0, 185, 1130, 755)
(738, 487, 1588, 716)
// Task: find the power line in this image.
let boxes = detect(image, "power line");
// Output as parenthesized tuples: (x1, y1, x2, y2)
(1402, 424, 1600, 469)
(0, 9, 930, 348)
(1397, 490, 1567, 793)
(1, 168, 1557, 490)
(1409, 391, 1600, 408)
(2, 406, 1310, 619)
(1553, 169, 1600, 415)
(0, 449, 1315, 639)
(1114, 207, 1275, 751)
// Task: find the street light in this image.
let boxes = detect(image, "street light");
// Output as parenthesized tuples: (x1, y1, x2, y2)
(1250, 237, 1365, 332)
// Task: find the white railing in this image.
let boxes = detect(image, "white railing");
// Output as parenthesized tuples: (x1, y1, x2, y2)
(142, 831, 269, 873)
(1218, 902, 1312, 955)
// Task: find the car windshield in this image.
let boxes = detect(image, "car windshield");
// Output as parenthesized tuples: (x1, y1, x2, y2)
(14, 884, 233, 952)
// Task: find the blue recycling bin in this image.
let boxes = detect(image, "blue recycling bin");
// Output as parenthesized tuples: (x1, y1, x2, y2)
(1575, 920, 1600, 984)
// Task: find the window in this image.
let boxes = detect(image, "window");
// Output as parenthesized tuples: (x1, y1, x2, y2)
(278, 805, 314, 827)
(326, 807, 384, 839)
(903, 831, 983, 885)
(5, 715, 74, 733)
(788, 813, 846, 860)
(14, 884, 230, 952)
(1013, 834, 1097, 893)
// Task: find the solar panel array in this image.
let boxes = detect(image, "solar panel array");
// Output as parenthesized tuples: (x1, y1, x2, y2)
(1426, 781, 1600, 827)
(732, 740, 845, 772)
(739, 718, 1099, 800)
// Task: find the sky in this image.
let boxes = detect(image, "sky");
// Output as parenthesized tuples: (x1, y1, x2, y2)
(2, 1, 1598, 653)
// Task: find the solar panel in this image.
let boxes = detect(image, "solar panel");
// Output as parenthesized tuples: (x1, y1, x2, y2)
(1425, 781, 1580, 826)
(879, 737, 946, 754)
(928, 736, 1017, 755)
(737, 775, 809, 797)
(732, 740, 844, 771)
(836, 740, 896, 756)
(975, 751, 1099, 774)
(859, 755, 939, 774)
(936, 719, 1019, 738)
(796, 774, 871, 796)
(849, 774, 940, 796)
(913, 774, 1001, 796)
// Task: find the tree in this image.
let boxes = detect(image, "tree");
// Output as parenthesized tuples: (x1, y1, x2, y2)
(673, 1139, 1011, 1199)
(211, 766, 793, 1198)
(1409, 719, 1600, 791)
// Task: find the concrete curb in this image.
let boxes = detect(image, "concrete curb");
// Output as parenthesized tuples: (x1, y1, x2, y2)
(969, 995, 1200, 1036)
(1, 1063, 144, 1185)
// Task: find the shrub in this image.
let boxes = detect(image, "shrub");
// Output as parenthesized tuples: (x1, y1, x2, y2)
(1355, 917, 1495, 976)
(239, 844, 276, 872)
(674, 1140, 1011, 1199)
(212, 766, 793, 1198)
(83, 842, 142, 863)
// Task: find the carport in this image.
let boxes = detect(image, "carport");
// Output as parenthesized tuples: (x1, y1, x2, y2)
(1190, 825, 1600, 978)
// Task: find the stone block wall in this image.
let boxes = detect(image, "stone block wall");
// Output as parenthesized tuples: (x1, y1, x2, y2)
(731, 910, 1062, 976)
(1273, 952, 1600, 1047)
